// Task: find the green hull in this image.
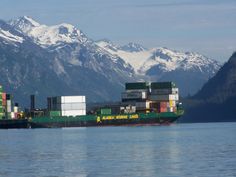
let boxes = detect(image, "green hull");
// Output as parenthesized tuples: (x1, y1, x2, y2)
(29, 111, 183, 128)
(0, 111, 183, 129)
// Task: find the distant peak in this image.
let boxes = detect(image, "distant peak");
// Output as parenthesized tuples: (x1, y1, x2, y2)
(155, 47, 171, 51)
(17, 16, 40, 27)
(119, 42, 146, 52)
(8, 16, 41, 33)
(58, 23, 75, 29)
(55, 23, 79, 35)
(97, 38, 113, 45)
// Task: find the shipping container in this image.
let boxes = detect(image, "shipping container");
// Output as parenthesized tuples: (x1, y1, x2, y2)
(125, 82, 149, 90)
(6, 94, 12, 100)
(151, 88, 179, 95)
(151, 82, 176, 89)
(48, 96, 86, 110)
(149, 94, 179, 101)
(7, 100, 12, 112)
(121, 91, 147, 100)
(13, 106, 18, 113)
(2, 93, 6, 100)
(169, 100, 176, 107)
(61, 96, 86, 103)
(100, 108, 112, 115)
(61, 110, 86, 116)
(123, 105, 136, 114)
(160, 107, 167, 113)
(135, 101, 150, 109)
(160, 102, 168, 107)
(60, 102, 86, 111)
(2, 100, 6, 106)
(70, 103, 86, 110)
(49, 111, 61, 117)
(11, 112, 15, 119)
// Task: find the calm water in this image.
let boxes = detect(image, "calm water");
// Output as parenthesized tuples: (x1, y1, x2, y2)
(0, 123, 236, 177)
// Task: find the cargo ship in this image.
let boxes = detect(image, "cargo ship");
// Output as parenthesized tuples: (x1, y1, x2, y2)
(0, 82, 184, 129)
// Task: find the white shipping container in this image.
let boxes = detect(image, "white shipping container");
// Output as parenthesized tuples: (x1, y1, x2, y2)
(61, 96, 86, 103)
(11, 112, 15, 119)
(62, 110, 86, 116)
(13, 106, 18, 113)
(7, 100, 11, 106)
(149, 94, 179, 101)
(71, 103, 86, 110)
(61, 103, 71, 110)
(122, 91, 147, 100)
(60, 103, 86, 110)
(7, 106, 11, 112)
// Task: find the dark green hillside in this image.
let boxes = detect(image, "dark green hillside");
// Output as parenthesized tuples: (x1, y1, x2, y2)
(182, 52, 236, 122)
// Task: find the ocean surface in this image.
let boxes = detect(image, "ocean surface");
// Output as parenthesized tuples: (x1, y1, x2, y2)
(0, 122, 236, 177)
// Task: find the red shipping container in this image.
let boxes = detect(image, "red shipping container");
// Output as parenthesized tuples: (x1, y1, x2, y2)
(160, 102, 167, 107)
(2, 93, 6, 100)
(160, 107, 167, 112)
(2, 100, 6, 106)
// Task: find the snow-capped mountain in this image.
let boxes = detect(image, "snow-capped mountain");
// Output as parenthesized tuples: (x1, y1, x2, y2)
(9, 16, 88, 48)
(96, 39, 221, 95)
(0, 16, 221, 106)
(96, 40, 220, 75)
(0, 17, 137, 106)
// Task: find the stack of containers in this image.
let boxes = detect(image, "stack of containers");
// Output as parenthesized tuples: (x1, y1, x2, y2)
(13, 103, 19, 119)
(6, 94, 12, 119)
(48, 96, 86, 117)
(149, 82, 179, 113)
(100, 108, 112, 115)
(0, 85, 3, 119)
(120, 105, 136, 114)
(122, 82, 150, 112)
(2, 92, 6, 119)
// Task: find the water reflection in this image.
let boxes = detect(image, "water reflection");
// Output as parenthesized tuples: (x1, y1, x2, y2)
(0, 123, 236, 177)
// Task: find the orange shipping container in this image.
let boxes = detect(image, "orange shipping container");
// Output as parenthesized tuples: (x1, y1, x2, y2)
(160, 102, 168, 109)
(160, 107, 167, 113)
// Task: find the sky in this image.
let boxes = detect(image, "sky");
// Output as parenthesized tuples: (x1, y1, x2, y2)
(0, 0, 236, 62)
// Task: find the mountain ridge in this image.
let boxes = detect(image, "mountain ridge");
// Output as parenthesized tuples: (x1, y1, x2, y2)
(0, 16, 222, 106)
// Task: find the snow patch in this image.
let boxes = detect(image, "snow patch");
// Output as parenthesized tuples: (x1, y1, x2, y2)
(28, 24, 83, 46)
(0, 29, 24, 43)
(96, 40, 151, 72)
(53, 58, 66, 75)
(96, 40, 221, 75)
